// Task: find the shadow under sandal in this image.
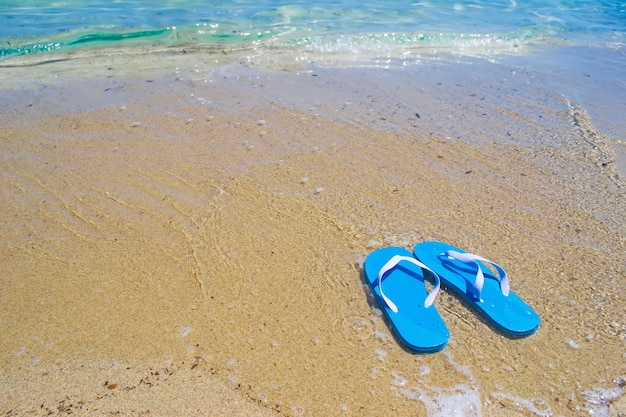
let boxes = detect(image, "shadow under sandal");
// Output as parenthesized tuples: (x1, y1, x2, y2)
(413, 241, 540, 337)
(364, 246, 450, 353)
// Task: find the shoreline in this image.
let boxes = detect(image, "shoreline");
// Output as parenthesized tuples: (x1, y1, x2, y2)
(2, 43, 625, 175)
(1, 60, 625, 416)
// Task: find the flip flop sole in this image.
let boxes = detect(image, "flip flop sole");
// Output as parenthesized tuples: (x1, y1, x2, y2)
(364, 246, 449, 353)
(413, 241, 540, 337)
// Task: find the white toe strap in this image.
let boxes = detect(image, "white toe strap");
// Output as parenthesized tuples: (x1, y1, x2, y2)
(444, 250, 510, 300)
(377, 255, 441, 313)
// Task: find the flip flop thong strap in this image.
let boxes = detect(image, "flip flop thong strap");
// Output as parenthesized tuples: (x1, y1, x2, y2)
(444, 250, 510, 299)
(377, 255, 441, 313)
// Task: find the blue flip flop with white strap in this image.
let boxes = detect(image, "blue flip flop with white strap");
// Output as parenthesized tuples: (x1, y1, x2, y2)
(413, 241, 540, 337)
(364, 247, 449, 353)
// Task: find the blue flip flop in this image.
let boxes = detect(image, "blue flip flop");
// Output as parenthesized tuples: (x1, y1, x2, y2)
(364, 247, 449, 353)
(413, 241, 540, 337)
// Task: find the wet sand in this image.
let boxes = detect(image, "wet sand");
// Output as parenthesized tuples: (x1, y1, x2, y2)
(1, 59, 625, 416)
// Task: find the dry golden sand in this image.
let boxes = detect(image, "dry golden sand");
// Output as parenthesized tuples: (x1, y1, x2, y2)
(1, 68, 625, 416)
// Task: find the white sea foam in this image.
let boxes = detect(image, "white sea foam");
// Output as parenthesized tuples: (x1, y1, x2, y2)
(565, 337, 581, 349)
(367, 240, 382, 248)
(374, 329, 393, 342)
(374, 348, 387, 361)
(390, 371, 408, 387)
(582, 385, 625, 417)
(444, 350, 475, 379)
(392, 351, 482, 417)
(401, 384, 482, 417)
(491, 392, 553, 417)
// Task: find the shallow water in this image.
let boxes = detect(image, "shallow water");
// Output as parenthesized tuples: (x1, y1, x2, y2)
(1, 56, 625, 416)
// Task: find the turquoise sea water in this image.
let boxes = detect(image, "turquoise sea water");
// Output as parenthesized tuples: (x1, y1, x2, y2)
(1, 0, 624, 62)
(2, 0, 624, 146)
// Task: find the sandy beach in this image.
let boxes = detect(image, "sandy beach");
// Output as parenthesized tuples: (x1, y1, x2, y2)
(1, 56, 625, 416)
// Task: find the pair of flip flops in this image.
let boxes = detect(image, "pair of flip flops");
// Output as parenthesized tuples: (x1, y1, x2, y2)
(364, 241, 540, 353)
